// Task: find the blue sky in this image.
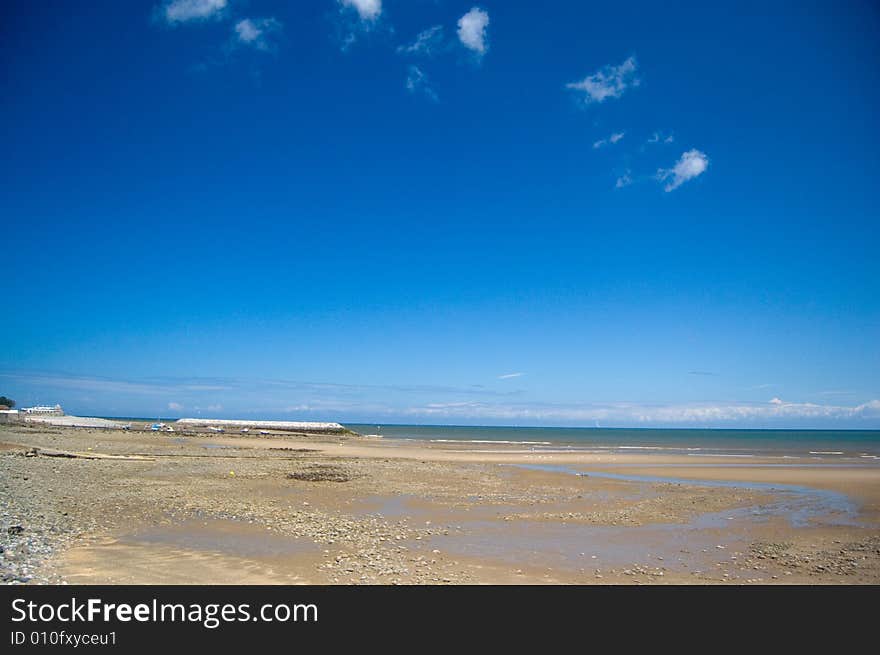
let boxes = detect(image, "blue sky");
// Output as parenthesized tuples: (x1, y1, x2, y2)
(2, 1, 879, 427)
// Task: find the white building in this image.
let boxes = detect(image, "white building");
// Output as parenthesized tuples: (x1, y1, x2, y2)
(23, 404, 64, 416)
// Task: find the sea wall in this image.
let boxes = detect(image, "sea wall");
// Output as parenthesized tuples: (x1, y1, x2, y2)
(23, 415, 125, 429)
(175, 418, 348, 434)
(0, 411, 22, 425)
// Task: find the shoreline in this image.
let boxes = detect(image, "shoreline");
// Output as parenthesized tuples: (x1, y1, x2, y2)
(15, 415, 880, 458)
(1, 424, 878, 585)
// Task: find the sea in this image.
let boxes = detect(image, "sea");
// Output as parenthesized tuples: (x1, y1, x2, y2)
(343, 424, 880, 460)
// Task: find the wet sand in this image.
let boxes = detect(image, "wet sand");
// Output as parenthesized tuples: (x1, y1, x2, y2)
(1, 424, 878, 584)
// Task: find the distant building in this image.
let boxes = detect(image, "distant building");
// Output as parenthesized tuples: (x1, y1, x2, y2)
(23, 404, 64, 416)
(0, 409, 21, 424)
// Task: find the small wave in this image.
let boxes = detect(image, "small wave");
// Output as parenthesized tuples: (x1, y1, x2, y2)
(616, 445, 703, 452)
(808, 451, 844, 455)
(466, 449, 566, 454)
(429, 439, 553, 445)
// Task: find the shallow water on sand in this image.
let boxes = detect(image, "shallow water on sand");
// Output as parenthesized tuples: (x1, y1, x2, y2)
(399, 464, 864, 575)
(123, 517, 318, 558)
(512, 464, 860, 528)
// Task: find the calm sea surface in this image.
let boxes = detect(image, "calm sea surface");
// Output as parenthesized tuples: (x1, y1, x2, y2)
(344, 424, 880, 459)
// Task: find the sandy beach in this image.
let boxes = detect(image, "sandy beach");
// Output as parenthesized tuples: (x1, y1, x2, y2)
(1, 422, 878, 585)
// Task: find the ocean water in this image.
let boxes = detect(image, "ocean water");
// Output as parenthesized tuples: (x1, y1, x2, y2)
(343, 424, 880, 459)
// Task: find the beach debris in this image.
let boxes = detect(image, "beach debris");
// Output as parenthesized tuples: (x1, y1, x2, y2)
(268, 447, 318, 453)
(286, 464, 356, 483)
(39, 450, 77, 459)
(17, 447, 153, 462)
(7, 525, 25, 536)
(747, 539, 879, 577)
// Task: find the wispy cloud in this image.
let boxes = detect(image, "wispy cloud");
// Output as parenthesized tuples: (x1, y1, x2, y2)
(657, 149, 709, 191)
(688, 370, 716, 377)
(0, 371, 233, 396)
(593, 132, 626, 149)
(398, 25, 444, 56)
(400, 398, 880, 426)
(566, 56, 640, 105)
(615, 170, 632, 189)
(0, 371, 521, 402)
(233, 18, 282, 52)
(159, 0, 227, 25)
(648, 131, 674, 145)
(406, 65, 438, 101)
(6, 371, 876, 427)
(457, 7, 490, 56)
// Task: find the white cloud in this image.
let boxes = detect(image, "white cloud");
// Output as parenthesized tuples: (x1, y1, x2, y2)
(406, 65, 438, 102)
(566, 56, 640, 104)
(398, 25, 444, 56)
(161, 0, 227, 24)
(168, 401, 184, 411)
(497, 372, 524, 380)
(233, 18, 282, 51)
(457, 7, 490, 56)
(615, 170, 633, 189)
(339, 0, 381, 22)
(336, 0, 383, 51)
(657, 149, 709, 191)
(593, 131, 626, 149)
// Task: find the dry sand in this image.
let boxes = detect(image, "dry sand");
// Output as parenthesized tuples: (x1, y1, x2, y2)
(1, 423, 878, 585)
